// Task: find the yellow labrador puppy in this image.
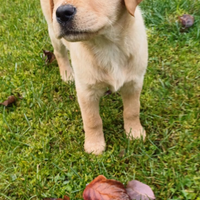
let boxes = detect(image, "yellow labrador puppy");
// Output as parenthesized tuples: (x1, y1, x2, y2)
(40, 0, 148, 154)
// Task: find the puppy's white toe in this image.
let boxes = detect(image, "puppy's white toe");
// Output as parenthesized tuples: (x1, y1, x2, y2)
(84, 141, 106, 155)
(126, 127, 146, 141)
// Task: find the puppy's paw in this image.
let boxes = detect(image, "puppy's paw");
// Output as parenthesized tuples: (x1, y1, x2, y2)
(84, 141, 106, 155)
(125, 126, 146, 141)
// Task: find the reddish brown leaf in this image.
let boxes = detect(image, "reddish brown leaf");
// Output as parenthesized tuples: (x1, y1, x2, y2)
(83, 175, 130, 200)
(126, 180, 155, 200)
(0, 95, 16, 106)
(63, 196, 70, 200)
(179, 14, 194, 28)
(43, 49, 56, 64)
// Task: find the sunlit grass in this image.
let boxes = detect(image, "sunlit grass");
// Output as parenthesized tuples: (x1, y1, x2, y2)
(0, 0, 200, 199)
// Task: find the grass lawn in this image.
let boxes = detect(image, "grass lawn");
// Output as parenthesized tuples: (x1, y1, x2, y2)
(0, 0, 200, 199)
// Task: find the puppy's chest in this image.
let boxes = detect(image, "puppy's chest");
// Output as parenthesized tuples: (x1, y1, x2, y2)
(94, 45, 131, 91)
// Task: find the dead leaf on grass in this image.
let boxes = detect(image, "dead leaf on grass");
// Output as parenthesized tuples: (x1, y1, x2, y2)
(179, 14, 194, 29)
(63, 196, 70, 200)
(126, 180, 156, 200)
(83, 175, 130, 200)
(43, 49, 56, 64)
(0, 95, 16, 106)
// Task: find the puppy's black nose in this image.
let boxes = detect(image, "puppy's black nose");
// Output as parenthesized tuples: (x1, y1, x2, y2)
(56, 5, 76, 23)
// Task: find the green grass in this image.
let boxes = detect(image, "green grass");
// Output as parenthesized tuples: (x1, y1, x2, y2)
(0, 0, 200, 199)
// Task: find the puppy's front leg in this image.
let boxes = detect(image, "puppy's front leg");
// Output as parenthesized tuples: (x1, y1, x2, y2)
(120, 83, 146, 140)
(77, 89, 105, 155)
(48, 27, 74, 82)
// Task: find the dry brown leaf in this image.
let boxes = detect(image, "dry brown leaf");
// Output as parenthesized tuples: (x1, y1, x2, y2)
(179, 14, 194, 28)
(126, 180, 156, 200)
(43, 49, 56, 64)
(63, 196, 70, 200)
(0, 95, 16, 106)
(83, 175, 130, 200)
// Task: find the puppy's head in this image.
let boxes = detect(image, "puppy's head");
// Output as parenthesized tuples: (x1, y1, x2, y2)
(51, 0, 143, 42)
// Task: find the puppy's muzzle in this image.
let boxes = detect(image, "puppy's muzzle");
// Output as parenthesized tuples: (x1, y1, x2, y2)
(56, 5, 76, 24)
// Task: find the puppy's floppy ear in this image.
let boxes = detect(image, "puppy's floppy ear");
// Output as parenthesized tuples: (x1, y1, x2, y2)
(124, 0, 143, 16)
(50, 0, 54, 20)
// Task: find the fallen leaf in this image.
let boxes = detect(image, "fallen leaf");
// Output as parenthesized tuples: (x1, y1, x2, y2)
(63, 196, 70, 200)
(83, 175, 130, 200)
(0, 95, 16, 106)
(126, 180, 155, 200)
(43, 49, 56, 64)
(179, 14, 194, 28)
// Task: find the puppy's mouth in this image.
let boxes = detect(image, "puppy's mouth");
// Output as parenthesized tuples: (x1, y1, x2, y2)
(55, 18, 100, 41)
(58, 29, 98, 42)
